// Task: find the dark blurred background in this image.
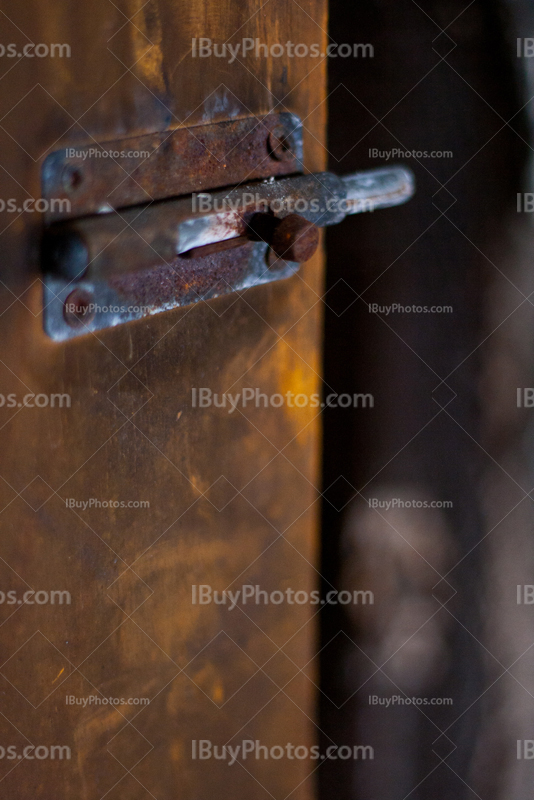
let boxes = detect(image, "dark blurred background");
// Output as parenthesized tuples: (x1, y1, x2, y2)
(320, 1, 528, 798)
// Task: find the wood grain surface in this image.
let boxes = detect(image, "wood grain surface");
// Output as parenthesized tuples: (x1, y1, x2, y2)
(0, 1, 327, 798)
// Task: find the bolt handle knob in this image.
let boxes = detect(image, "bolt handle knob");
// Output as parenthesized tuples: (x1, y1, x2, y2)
(270, 214, 320, 263)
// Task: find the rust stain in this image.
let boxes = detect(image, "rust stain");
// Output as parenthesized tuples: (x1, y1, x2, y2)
(130, 0, 165, 93)
(212, 681, 224, 704)
(52, 667, 65, 684)
(108, 243, 253, 309)
(169, 741, 183, 762)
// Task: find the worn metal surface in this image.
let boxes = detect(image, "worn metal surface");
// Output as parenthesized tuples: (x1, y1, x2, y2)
(41, 112, 304, 222)
(269, 214, 320, 263)
(44, 241, 302, 341)
(42, 167, 414, 339)
(0, 1, 327, 799)
(43, 166, 413, 277)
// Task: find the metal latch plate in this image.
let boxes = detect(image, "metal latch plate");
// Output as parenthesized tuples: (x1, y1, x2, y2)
(41, 112, 303, 223)
(41, 113, 304, 341)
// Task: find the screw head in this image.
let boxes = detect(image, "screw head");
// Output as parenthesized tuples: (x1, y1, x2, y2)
(268, 125, 295, 162)
(270, 214, 319, 264)
(62, 163, 84, 194)
(64, 288, 95, 328)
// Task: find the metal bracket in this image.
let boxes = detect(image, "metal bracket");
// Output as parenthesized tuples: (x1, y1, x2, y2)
(41, 114, 414, 341)
(41, 112, 303, 223)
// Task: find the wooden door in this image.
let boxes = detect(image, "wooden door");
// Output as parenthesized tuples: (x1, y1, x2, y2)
(0, 1, 327, 798)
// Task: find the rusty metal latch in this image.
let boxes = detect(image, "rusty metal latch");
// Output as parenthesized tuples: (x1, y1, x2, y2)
(41, 113, 415, 340)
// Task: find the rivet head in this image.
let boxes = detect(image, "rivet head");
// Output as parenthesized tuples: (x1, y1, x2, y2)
(268, 125, 295, 162)
(62, 164, 84, 194)
(64, 288, 95, 328)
